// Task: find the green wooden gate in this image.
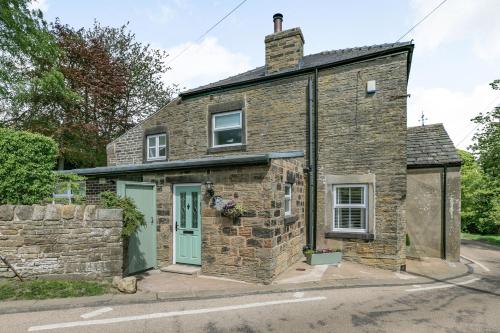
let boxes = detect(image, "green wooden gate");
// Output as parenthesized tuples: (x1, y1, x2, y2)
(117, 181, 157, 274)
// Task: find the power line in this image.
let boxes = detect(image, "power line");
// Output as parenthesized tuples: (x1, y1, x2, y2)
(455, 95, 500, 147)
(396, 0, 448, 42)
(165, 0, 248, 66)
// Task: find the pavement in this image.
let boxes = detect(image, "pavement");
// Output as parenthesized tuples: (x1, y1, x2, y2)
(0, 245, 472, 315)
(0, 240, 498, 332)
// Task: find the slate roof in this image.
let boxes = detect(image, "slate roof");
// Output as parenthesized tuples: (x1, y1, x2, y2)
(407, 124, 462, 168)
(62, 151, 305, 176)
(181, 41, 413, 97)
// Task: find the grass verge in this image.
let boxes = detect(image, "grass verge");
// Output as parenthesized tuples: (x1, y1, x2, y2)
(0, 279, 111, 301)
(461, 232, 500, 246)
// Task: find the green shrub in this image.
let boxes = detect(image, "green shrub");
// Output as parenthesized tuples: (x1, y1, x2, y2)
(99, 191, 145, 237)
(0, 128, 58, 204)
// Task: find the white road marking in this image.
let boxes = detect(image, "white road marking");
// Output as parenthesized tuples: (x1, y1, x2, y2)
(293, 292, 304, 298)
(28, 296, 326, 331)
(405, 278, 481, 292)
(461, 255, 491, 272)
(394, 272, 417, 280)
(80, 307, 113, 319)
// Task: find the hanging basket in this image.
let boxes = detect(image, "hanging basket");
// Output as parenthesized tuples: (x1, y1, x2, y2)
(212, 198, 245, 219)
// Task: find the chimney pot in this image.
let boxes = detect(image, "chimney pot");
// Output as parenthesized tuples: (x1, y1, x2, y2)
(273, 13, 283, 33)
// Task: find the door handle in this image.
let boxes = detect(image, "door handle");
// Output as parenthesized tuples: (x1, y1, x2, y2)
(151, 217, 154, 224)
(175, 221, 178, 231)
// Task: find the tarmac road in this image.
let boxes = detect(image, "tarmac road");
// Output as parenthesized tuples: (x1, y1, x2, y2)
(1, 240, 499, 333)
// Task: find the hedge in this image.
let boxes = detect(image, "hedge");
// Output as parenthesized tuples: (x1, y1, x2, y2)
(0, 128, 58, 204)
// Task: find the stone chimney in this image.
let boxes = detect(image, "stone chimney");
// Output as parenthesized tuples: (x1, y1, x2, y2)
(265, 13, 304, 74)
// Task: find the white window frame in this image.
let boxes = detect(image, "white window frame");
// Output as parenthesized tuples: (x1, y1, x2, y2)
(212, 110, 243, 148)
(284, 183, 292, 216)
(332, 184, 368, 233)
(147, 133, 167, 161)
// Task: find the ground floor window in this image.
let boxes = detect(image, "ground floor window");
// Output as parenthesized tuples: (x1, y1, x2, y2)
(333, 184, 368, 232)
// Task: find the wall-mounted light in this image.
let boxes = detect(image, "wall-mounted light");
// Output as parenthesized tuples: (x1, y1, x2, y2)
(205, 180, 214, 197)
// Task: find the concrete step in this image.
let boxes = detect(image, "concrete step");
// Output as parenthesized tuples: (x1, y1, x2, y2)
(160, 264, 201, 276)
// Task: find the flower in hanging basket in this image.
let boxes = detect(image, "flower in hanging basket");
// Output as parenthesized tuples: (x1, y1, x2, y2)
(221, 200, 245, 219)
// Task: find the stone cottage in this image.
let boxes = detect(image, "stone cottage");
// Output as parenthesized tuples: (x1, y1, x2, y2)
(66, 14, 460, 283)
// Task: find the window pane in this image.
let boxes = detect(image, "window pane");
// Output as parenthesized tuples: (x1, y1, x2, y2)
(191, 192, 198, 229)
(180, 192, 186, 228)
(285, 199, 290, 214)
(214, 112, 241, 128)
(285, 184, 291, 196)
(336, 208, 350, 228)
(337, 187, 350, 204)
(159, 134, 166, 146)
(349, 208, 366, 229)
(148, 147, 156, 158)
(350, 187, 364, 204)
(159, 146, 166, 157)
(148, 136, 156, 147)
(214, 128, 242, 146)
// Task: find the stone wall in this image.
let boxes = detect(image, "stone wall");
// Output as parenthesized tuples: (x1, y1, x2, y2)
(264, 28, 304, 74)
(315, 53, 409, 270)
(0, 205, 123, 279)
(142, 157, 306, 283)
(106, 74, 309, 166)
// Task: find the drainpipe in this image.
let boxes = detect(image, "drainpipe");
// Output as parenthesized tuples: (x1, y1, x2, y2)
(306, 77, 314, 249)
(306, 70, 318, 250)
(441, 166, 447, 259)
(313, 69, 318, 250)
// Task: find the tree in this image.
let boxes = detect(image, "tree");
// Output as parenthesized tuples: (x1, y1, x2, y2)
(0, 0, 76, 124)
(3, 17, 178, 169)
(459, 150, 499, 234)
(470, 80, 500, 179)
(47, 21, 177, 168)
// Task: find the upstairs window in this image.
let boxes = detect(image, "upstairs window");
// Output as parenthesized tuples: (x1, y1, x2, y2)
(147, 134, 166, 161)
(333, 185, 368, 232)
(284, 183, 292, 216)
(212, 111, 242, 147)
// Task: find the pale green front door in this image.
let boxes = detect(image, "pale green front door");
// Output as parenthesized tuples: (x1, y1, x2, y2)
(175, 185, 201, 265)
(117, 181, 157, 274)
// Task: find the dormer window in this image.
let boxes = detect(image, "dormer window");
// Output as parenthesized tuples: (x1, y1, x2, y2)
(212, 111, 242, 147)
(147, 133, 166, 161)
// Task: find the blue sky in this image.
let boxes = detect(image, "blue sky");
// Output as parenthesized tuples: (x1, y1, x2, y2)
(33, 0, 500, 150)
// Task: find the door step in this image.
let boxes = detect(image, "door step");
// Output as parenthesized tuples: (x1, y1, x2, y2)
(160, 264, 201, 276)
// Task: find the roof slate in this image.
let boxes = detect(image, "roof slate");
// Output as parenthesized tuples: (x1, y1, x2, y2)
(182, 41, 413, 96)
(407, 124, 462, 167)
(62, 151, 305, 176)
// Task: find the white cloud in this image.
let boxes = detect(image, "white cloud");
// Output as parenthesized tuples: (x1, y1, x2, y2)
(29, 0, 49, 13)
(162, 37, 252, 90)
(408, 84, 500, 149)
(409, 0, 500, 60)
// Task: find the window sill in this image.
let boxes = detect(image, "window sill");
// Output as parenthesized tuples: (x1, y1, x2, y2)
(284, 215, 298, 225)
(325, 231, 374, 240)
(207, 144, 247, 154)
(144, 158, 167, 164)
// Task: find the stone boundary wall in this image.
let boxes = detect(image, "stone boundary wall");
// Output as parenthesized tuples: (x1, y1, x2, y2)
(0, 205, 123, 279)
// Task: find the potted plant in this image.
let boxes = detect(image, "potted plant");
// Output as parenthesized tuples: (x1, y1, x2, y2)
(220, 200, 245, 219)
(304, 248, 342, 265)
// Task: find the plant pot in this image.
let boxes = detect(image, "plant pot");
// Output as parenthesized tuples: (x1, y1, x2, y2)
(306, 252, 342, 265)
